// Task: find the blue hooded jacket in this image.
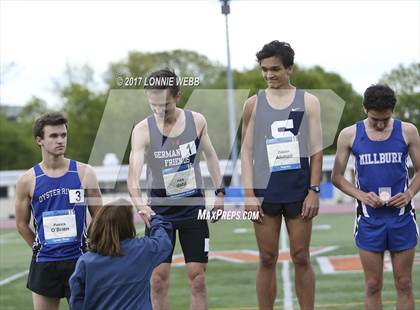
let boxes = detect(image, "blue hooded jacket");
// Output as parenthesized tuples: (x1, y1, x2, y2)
(69, 216, 172, 310)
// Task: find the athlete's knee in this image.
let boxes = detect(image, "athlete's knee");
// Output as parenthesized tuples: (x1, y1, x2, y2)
(394, 276, 412, 295)
(290, 249, 310, 267)
(259, 250, 278, 268)
(188, 269, 206, 294)
(365, 278, 382, 296)
(152, 272, 170, 295)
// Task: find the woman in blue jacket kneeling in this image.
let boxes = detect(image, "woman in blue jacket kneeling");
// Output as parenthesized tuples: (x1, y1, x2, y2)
(69, 199, 172, 310)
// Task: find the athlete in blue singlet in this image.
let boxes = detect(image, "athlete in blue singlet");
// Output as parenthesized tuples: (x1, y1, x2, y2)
(15, 112, 102, 310)
(333, 84, 420, 309)
(241, 41, 323, 309)
(127, 69, 224, 310)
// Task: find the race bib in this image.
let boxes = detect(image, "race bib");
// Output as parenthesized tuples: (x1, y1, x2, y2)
(179, 140, 197, 159)
(42, 210, 77, 244)
(162, 163, 197, 197)
(266, 134, 301, 172)
(69, 189, 84, 204)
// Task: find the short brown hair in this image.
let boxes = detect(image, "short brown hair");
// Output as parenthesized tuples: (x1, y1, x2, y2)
(88, 199, 136, 256)
(144, 68, 180, 97)
(33, 112, 68, 139)
(256, 40, 295, 68)
(363, 84, 396, 111)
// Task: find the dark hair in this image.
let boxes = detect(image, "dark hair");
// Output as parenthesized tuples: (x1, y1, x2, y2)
(363, 84, 396, 111)
(144, 68, 180, 97)
(256, 40, 295, 68)
(88, 199, 136, 256)
(33, 112, 68, 139)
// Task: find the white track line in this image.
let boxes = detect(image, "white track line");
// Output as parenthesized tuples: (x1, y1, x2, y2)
(280, 224, 293, 309)
(0, 270, 29, 286)
(316, 257, 335, 274)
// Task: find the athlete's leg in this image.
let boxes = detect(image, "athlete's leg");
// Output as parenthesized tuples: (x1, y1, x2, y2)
(151, 263, 171, 310)
(186, 262, 207, 310)
(359, 249, 384, 310)
(178, 219, 209, 310)
(148, 218, 176, 310)
(390, 248, 415, 310)
(254, 214, 281, 309)
(32, 293, 60, 310)
(285, 216, 315, 310)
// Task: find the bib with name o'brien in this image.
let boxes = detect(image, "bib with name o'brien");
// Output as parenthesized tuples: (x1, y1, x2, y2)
(31, 160, 87, 262)
(352, 119, 413, 217)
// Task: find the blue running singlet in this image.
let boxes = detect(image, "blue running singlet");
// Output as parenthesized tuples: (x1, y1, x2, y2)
(31, 160, 87, 262)
(352, 120, 418, 251)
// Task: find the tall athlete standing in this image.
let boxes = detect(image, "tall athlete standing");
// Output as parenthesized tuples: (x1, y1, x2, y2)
(127, 69, 224, 310)
(332, 84, 420, 309)
(15, 112, 102, 310)
(241, 41, 323, 309)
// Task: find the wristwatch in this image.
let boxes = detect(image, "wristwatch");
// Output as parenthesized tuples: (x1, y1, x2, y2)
(309, 185, 320, 193)
(215, 188, 226, 196)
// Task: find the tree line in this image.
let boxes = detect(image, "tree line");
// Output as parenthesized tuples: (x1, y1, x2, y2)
(0, 50, 418, 170)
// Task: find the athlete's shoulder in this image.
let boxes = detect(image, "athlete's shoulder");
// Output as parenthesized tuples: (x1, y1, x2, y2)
(303, 91, 320, 117)
(401, 121, 418, 135)
(341, 124, 357, 135)
(16, 168, 35, 191)
(303, 91, 320, 104)
(401, 121, 420, 144)
(187, 110, 207, 136)
(132, 119, 150, 142)
(133, 119, 149, 132)
(74, 162, 100, 190)
(338, 124, 357, 146)
(75, 161, 94, 174)
(243, 95, 257, 115)
(244, 94, 257, 107)
(190, 110, 207, 127)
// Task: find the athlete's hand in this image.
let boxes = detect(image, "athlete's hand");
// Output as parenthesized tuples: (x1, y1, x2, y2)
(137, 205, 155, 228)
(302, 191, 319, 221)
(388, 190, 413, 208)
(210, 195, 224, 223)
(360, 192, 383, 208)
(245, 195, 264, 224)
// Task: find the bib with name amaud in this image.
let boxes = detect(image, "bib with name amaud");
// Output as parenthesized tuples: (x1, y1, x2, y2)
(162, 163, 198, 198)
(42, 209, 78, 245)
(266, 132, 301, 172)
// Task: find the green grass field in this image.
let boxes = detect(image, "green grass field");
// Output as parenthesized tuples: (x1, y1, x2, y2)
(0, 213, 419, 309)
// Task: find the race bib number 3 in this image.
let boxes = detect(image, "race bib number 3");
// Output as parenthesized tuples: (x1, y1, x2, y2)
(266, 136, 301, 172)
(69, 189, 84, 204)
(162, 164, 197, 197)
(42, 210, 77, 245)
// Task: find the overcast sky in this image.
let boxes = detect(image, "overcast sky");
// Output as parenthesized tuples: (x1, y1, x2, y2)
(1, 0, 419, 107)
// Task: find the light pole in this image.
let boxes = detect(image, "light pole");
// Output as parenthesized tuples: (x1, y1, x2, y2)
(220, 0, 239, 187)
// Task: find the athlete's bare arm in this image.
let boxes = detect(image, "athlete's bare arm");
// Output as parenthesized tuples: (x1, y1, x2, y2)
(193, 112, 224, 190)
(193, 112, 224, 221)
(302, 93, 323, 220)
(332, 125, 382, 208)
(127, 120, 154, 226)
(241, 95, 264, 222)
(389, 122, 420, 208)
(15, 170, 36, 248)
(78, 163, 102, 217)
(305, 92, 323, 156)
